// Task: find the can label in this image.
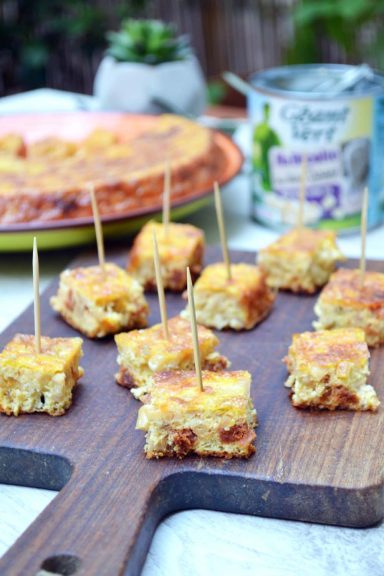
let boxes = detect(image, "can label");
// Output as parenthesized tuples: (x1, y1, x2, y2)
(250, 93, 384, 231)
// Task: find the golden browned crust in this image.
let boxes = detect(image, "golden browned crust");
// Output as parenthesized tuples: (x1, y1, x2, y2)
(116, 316, 217, 356)
(152, 368, 251, 393)
(167, 428, 197, 458)
(194, 444, 256, 459)
(317, 268, 384, 311)
(145, 430, 256, 460)
(314, 268, 384, 347)
(262, 228, 338, 254)
(133, 266, 202, 292)
(128, 221, 205, 292)
(0, 404, 68, 417)
(0, 115, 223, 225)
(56, 305, 148, 339)
(284, 328, 369, 370)
(2, 334, 84, 366)
(203, 354, 230, 372)
(186, 263, 275, 331)
(258, 227, 345, 293)
(115, 351, 230, 392)
(115, 315, 229, 402)
(115, 367, 136, 389)
(137, 369, 257, 459)
(219, 423, 253, 443)
(284, 328, 380, 411)
(114, 315, 230, 397)
(0, 334, 84, 416)
(240, 271, 276, 329)
(289, 386, 360, 411)
(50, 263, 149, 338)
(140, 253, 203, 292)
(145, 441, 256, 460)
(318, 385, 359, 410)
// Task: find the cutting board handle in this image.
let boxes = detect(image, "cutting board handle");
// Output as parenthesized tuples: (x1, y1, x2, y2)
(1, 450, 383, 575)
(0, 457, 164, 576)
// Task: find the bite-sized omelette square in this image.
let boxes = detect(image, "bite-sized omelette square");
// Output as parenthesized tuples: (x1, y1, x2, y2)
(115, 316, 229, 401)
(136, 370, 257, 459)
(314, 268, 384, 347)
(50, 263, 149, 338)
(284, 328, 379, 411)
(258, 228, 345, 293)
(181, 262, 275, 330)
(128, 220, 204, 291)
(0, 334, 84, 416)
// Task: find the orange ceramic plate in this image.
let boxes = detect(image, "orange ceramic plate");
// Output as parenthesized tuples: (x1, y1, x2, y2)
(0, 112, 243, 251)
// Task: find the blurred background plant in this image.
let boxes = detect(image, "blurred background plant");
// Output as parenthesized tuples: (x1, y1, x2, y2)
(1, 0, 383, 102)
(288, 0, 384, 70)
(106, 19, 192, 64)
(0, 0, 149, 93)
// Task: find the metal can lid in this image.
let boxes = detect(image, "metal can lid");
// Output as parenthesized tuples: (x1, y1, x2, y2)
(250, 64, 384, 99)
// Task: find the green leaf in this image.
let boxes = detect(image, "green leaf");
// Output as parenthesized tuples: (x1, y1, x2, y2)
(294, 2, 341, 25)
(285, 24, 320, 64)
(338, 0, 375, 20)
(106, 18, 191, 65)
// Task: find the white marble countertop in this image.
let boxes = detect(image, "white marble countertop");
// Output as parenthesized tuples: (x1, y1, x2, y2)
(0, 89, 383, 575)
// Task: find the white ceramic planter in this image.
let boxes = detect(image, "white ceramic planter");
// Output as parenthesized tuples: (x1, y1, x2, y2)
(94, 55, 206, 116)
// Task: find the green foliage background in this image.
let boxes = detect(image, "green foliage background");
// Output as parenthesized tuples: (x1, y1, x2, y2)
(0, 0, 150, 92)
(288, 0, 384, 69)
(1, 0, 383, 96)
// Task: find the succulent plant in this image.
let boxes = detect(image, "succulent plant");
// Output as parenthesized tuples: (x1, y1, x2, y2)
(106, 19, 192, 65)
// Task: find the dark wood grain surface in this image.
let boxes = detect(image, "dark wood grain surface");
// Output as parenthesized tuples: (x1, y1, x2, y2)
(0, 246, 383, 576)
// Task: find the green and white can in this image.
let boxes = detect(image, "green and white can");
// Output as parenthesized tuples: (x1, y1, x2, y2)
(249, 64, 384, 232)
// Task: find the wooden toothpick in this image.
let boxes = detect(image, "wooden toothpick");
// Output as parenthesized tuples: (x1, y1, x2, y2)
(359, 186, 369, 289)
(89, 184, 105, 272)
(162, 160, 171, 238)
(33, 237, 41, 354)
(214, 181, 232, 280)
(152, 230, 169, 340)
(280, 198, 290, 226)
(186, 267, 203, 392)
(297, 154, 307, 229)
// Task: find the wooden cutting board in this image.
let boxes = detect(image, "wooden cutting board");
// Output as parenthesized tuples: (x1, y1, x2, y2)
(0, 246, 383, 576)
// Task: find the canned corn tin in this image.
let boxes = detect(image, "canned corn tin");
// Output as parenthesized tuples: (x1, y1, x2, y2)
(249, 64, 384, 232)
